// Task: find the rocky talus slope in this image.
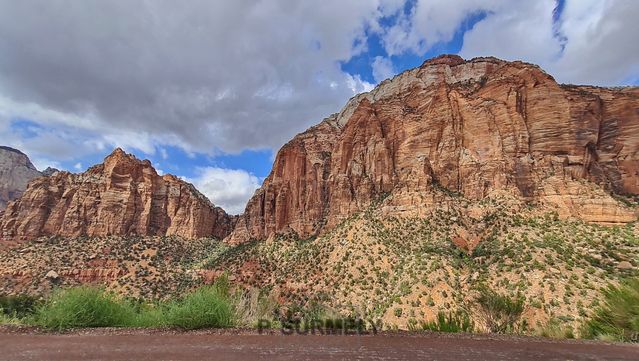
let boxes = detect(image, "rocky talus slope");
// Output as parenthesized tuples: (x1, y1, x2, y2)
(0, 148, 235, 241)
(210, 195, 639, 333)
(0, 235, 223, 298)
(231, 55, 639, 242)
(0, 146, 43, 211)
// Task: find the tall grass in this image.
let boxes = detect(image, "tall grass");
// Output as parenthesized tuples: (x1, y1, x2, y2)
(165, 285, 234, 329)
(420, 311, 475, 333)
(33, 287, 136, 330)
(582, 278, 639, 342)
(31, 276, 236, 330)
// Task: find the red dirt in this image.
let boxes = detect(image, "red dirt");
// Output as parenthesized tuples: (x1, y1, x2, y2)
(0, 328, 637, 361)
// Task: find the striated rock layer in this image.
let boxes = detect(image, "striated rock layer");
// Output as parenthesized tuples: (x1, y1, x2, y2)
(0, 146, 43, 211)
(0, 149, 235, 241)
(231, 55, 639, 242)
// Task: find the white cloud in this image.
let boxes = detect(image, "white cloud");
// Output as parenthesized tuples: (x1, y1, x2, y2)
(73, 162, 82, 171)
(0, 0, 636, 172)
(458, 0, 639, 85)
(550, 0, 639, 85)
(381, 0, 639, 86)
(372, 56, 396, 83)
(459, 1, 560, 64)
(186, 167, 261, 215)
(382, 0, 502, 56)
(0, 0, 397, 161)
(346, 74, 376, 94)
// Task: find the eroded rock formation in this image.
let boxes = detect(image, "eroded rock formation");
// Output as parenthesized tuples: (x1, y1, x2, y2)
(231, 55, 639, 242)
(0, 148, 235, 241)
(0, 146, 43, 211)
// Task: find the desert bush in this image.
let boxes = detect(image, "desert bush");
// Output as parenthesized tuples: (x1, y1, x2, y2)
(477, 287, 524, 333)
(582, 278, 639, 342)
(421, 311, 474, 333)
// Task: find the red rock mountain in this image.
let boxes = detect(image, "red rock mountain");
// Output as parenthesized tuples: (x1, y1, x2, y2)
(0, 149, 235, 241)
(230, 55, 639, 242)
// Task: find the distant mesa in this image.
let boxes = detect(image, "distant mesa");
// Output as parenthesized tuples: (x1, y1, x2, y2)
(0, 148, 235, 242)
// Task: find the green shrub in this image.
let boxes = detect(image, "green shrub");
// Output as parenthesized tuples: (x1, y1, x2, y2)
(477, 287, 524, 333)
(33, 287, 136, 330)
(0, 295, 40, 318)
(582, 278, 639, 342)
(421, 311, 474, 333)
(165, 285, 234, 330)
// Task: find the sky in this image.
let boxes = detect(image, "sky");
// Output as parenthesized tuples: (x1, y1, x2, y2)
(0, 0, 638, 214)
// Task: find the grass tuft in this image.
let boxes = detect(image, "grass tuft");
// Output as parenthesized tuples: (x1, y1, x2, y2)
(582, 278, 639, 342)
(30, 276, 235, 330)
(165, 285, 234, 330)
(421, 311, 474, 333)
(33, 287, 135, 330)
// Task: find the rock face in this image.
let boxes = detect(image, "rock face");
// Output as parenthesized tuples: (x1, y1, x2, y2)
(0, 146, 43, 211)
(231, 55, 639, 242)
(0, 148, 235, 241)
(41, 167, 60, 177)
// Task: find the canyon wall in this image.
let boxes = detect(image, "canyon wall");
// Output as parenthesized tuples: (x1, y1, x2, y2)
(231, 55, 639, 242)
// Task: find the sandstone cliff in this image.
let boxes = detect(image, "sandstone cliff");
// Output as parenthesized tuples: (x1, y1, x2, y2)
(231, 55, 639, 242)
(0, 148, 235, 241)
(0, 146, 43, 211)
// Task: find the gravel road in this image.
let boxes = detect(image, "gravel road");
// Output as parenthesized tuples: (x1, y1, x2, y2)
(1, 328, 637, 360)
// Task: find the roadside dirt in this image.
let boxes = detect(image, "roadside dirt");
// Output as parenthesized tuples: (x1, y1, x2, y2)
(0, 327, 637, 360)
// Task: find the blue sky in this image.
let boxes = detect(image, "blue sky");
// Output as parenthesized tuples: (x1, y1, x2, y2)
(0, 0, 637, 214)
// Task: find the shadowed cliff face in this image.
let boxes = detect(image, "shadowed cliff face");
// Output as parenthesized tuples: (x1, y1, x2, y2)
(0, 148, 236, 242)
(231, 55, 639, 242)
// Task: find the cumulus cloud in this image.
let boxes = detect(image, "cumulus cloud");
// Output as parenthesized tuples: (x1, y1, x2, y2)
(457, 0, 639, 85)
(372, 56, 396, 83)
(0, 0, 636, 173)
(186, 167, 261, 215)
(380, 0, 639, 86)
(382, 0, 496, 56)
(550, 0, 639, 85)
(458, 1, 561, 65)
(0, 0, 393, 159)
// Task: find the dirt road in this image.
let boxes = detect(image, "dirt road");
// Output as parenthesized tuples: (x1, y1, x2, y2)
(1, 329, 637, 361)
